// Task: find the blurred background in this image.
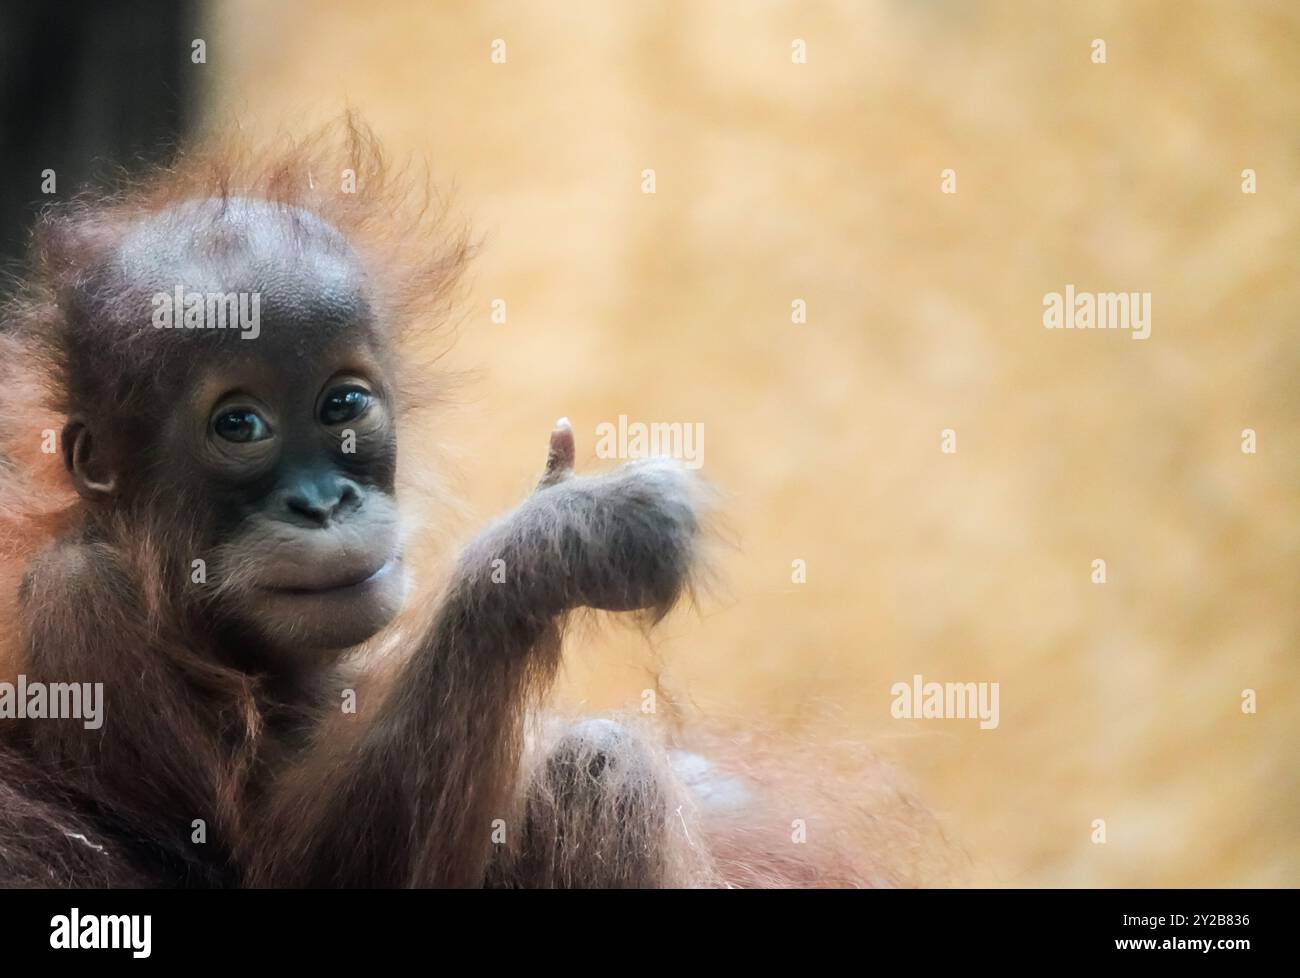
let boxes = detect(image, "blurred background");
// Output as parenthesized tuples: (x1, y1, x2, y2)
(6, 0, 1296, 886)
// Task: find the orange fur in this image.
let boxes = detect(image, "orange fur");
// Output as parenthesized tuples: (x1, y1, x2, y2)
(0, 118, 951, 887)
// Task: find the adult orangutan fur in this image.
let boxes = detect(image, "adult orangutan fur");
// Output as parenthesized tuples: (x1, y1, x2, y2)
(0, 120, 952, 888)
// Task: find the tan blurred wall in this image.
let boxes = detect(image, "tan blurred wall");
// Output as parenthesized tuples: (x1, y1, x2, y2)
(207, 0, 1299, 886)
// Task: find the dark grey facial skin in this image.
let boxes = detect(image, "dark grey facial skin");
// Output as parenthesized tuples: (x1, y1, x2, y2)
(67, 198, 407, 657)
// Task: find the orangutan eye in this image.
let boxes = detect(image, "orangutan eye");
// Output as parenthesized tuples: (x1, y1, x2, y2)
(319, 386, 372, 426)
(213, 408, 271, 443)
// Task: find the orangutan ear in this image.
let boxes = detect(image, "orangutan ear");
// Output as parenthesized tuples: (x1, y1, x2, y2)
(62, 418, 118, 498)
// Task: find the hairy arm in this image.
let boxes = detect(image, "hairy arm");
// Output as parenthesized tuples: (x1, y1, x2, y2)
(250, 424, 703, 886)
(16, 538, 255, 885)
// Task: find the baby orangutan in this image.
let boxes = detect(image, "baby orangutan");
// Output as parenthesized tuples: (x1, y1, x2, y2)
(0, 124, 944, 888)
